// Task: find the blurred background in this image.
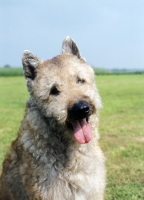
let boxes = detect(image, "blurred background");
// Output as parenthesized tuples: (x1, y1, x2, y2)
(0, 0, 144, 71)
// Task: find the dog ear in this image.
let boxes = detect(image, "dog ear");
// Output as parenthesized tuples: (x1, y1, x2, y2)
(22, 50, 40, 80)
(61, 36, 83, 60)
(22, 50, 40, 92)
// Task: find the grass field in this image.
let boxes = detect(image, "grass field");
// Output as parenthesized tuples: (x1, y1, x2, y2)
(0, 75, 144, 199)
(0, 67, 23, 76)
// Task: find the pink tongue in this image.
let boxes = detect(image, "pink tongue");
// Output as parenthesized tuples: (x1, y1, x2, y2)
(71, 119, 92, 144)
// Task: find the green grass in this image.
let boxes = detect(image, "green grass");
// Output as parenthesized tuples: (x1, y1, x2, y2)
(0, 67, 23, 76)
(93, 67, 144, 75)
(0, 75, 144, 199)
(0, 77, 29, 163)
(96, 75, 144, 199)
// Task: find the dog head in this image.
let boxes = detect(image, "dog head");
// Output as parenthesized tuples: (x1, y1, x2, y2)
(22, 37, 102, 143)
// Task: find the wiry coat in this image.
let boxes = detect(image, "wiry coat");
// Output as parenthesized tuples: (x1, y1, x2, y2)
(0, 37, 105, 200)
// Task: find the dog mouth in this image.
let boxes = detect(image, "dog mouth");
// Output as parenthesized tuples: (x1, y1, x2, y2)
(66, 100, 93, 144)
(66, 117, 92, 144)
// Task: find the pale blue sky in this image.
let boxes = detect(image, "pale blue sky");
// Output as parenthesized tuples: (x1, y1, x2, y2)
(0, 0, 144, 69)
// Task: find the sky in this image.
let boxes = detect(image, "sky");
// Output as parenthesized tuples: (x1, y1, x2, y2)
(0, 0, 144, 69)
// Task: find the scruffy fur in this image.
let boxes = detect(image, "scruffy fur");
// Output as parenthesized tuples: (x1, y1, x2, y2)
(0, 37, 105, 200)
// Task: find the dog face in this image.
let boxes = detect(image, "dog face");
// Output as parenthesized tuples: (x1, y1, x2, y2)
(22, 37, 102, 143)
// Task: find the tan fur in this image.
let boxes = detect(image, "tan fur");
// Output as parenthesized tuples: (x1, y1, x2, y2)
(0, 37, 105, 200)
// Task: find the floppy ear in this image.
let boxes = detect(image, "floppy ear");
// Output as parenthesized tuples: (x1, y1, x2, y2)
(22, 50, 40, 92)
(61, 36, 84, 60)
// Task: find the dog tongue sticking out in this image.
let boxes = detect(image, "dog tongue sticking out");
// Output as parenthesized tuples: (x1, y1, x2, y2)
(71, 119, 92, 144)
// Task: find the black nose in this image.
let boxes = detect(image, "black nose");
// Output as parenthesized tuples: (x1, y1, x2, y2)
(68, 101, 90, 120)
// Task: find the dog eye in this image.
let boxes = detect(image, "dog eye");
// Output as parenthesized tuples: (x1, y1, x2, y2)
(50, 86, 60, 96)
(77, 77, 85, 84)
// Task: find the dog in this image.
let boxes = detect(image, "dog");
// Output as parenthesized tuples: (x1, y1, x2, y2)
(0, 36, 105, 200)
